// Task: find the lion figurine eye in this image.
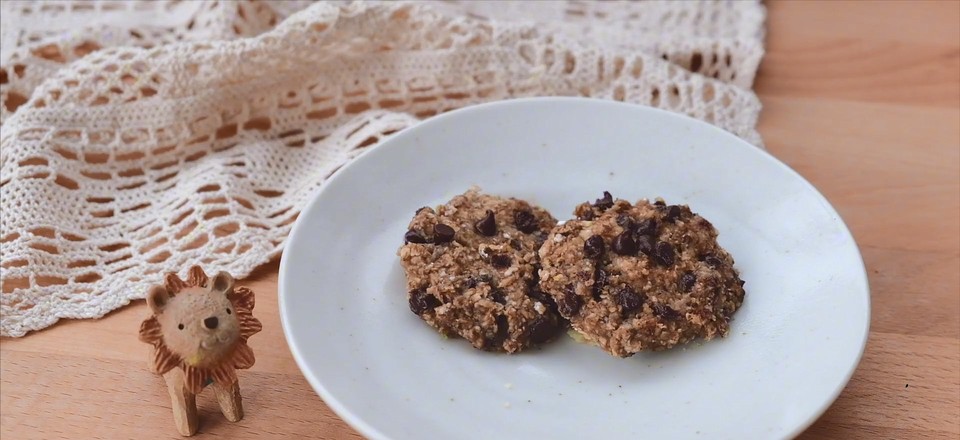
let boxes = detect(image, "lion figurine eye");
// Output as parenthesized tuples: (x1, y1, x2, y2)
(226, 308, 232, 315)
(178, 323, 185, 330)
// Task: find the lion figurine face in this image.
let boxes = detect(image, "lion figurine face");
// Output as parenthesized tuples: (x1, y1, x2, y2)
(149, 271, 240, 368)
(140, 266, 261, 393)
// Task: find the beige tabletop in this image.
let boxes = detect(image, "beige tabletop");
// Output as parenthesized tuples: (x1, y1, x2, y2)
(2, 1, 959, 439)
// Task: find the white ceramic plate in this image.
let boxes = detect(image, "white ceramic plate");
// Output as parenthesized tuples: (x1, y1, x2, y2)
(279, 98, 870, 440)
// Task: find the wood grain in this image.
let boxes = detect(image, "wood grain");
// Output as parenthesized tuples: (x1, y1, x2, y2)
(2, 1, 959, 438)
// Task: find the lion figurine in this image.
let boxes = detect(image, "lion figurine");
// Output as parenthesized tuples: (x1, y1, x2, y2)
(139, 266, 262, 436)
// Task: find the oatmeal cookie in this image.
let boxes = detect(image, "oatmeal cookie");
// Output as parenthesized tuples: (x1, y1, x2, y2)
(538, 192, 745, 357)
(397, 188, 562, 353)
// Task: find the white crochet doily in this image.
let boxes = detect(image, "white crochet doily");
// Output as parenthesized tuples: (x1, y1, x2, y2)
(0, 1, 765, 337)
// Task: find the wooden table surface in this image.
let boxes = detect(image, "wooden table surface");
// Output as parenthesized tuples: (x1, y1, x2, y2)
(2, 1, 958, 439)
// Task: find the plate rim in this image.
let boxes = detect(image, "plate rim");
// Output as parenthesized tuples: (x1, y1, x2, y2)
(278, 97, 871, 440)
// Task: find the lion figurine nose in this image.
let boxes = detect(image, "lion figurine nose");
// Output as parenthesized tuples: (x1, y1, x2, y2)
(203, 316, 219, 329)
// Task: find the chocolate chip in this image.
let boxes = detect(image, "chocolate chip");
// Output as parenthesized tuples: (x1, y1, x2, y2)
(653, 303, 682, 320)
(664, 205, 682, 222)
(527, 285, 552, 305)
(491, 289, 507, 304)
(612, 231, 637, 255)
(738, 278, 746, 287)
(525, 314, 557, 344)
(634, 218, 658, 236)
(514, 210, 539, 234)
(409, 288, 440, 315)
(404, 229, 428, 244)
(491, 315, 510, 347)
(474, 210, 497, 236)
(635, 235, 655, 256)
(704, 255, 723, 268)
(595, 267, 609, 285)
(509, 238, 523, 250)
(592, 267, 608, 299)
(679, 272, 697, 292)
(578, 209, 595, 220)
(615, 287, 645, 313)
(415, 206, 430, 214)
(583, 236, 605, 259)
(558, 285, 583, 317)
(433, 223, 455, 244)
(653, 200, 666, 207)
(653, 242, 675, 266)
(593, 191, 614, 211)
(491, 254, 512, 269)
(616, 214, 635, 230)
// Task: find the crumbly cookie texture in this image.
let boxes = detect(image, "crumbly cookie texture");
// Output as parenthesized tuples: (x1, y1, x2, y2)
(397, 188, 562, 353)
(538, 192, 745, 357)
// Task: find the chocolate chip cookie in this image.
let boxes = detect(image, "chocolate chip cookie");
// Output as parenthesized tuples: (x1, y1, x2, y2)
(538, 192, 745, 357)
(398, 188, 562, 353)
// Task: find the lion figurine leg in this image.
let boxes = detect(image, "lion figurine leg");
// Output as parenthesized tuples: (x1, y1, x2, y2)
(213, 380, 244, 422)
(163, 368, 199, 436)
